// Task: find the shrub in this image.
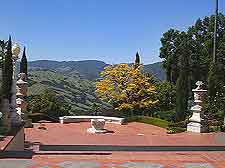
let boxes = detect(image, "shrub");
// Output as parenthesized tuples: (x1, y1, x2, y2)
(209, 126, 220, 132)
(167, 127, 186, 134)
(168, 120, 188, 128)
(209, 125, 225, 132)
(155, 109, 176, 122)
(28, 113, 45, 122)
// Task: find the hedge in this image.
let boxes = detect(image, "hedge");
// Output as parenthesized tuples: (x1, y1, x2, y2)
(127, 116, 170, 129)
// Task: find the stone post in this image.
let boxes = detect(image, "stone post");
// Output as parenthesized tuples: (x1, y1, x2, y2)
(10, 59, 22, 126)
(187, 81, 208, 133)
(16, 73, 29, 126)
(10, 43, 22, 127)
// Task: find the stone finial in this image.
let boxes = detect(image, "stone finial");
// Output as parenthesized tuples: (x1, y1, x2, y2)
(18, 73, 27, 81)
(196, 81, 204, 90)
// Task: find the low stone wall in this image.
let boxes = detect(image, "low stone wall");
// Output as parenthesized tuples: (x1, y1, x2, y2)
(59, 116, 125, 125)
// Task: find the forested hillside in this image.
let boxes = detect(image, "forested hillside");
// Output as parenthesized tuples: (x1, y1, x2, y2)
(27, 60, 165, 114)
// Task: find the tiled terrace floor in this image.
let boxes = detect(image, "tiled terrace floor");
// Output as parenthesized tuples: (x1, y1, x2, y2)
(25, 122, 225, 146)
(1, 122, 225, 168)
(1, 152, 225, 168)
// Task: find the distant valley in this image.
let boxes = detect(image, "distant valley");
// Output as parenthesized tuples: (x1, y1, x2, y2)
(27, 60, 166, 114)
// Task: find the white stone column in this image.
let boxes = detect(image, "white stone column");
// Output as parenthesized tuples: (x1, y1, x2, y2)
(16, 73, 28, 123)
(187, 81, 208, 133)
(10, 43, 22, 126)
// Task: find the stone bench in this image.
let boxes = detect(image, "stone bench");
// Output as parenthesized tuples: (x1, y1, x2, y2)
(59, 116, 125, 125)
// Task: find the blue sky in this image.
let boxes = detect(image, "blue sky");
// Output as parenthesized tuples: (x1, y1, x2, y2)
(0, 0, 224, 64)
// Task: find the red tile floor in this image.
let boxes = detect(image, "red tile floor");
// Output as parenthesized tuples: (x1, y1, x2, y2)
(25, 122, 225, 146)
(2, 122, 225, 168)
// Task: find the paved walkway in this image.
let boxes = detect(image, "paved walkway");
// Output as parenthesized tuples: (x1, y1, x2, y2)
(0, 136, 14, 151)
(25, 122, 225, 146)
(1, 122, 225, 167)
(1, 152, 225, 167)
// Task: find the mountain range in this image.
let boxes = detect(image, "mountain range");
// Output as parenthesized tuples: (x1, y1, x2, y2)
(28, 60, 166, 80)
(27, 60, 166, 114)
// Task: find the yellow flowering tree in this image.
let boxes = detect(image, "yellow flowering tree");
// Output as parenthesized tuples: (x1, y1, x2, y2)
(96, 64, 158, 115)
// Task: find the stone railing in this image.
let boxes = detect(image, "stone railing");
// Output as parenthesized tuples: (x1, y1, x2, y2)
(59, 116, 125, 125)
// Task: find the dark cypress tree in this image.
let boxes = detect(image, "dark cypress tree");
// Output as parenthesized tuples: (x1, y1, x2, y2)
(134, 52, 140, 69)
(2, 36, 13, 101)
(208, 62, 222, 102)
(20, 47, 28, 76)
(175, 33, 190, 121)
(0, 40, 5, 70)
(135, 52, 140, 64)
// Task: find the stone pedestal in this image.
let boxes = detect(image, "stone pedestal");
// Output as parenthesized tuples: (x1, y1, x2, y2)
(11, 78, 22, 126)
(87, 119, 107, 133)
(10, 50, 22, 127)
(16, 73, 31, 127)
(187, 81, 208, 133)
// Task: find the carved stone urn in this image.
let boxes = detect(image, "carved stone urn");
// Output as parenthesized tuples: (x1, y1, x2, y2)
(87, 119, 107, 133)
(187, 81, 208, 133)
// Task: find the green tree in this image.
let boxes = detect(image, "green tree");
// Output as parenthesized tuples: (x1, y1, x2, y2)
(160, 14, 225, 122)
(96, 64, 158, 116)
(134, 52, 140, 68)
(20, 47, 28, 76)
(188, 14, 225, 84)
(2, 36, 13, 101)
(175, 33, 190, 121)
(208, 63, 222, 101)
(160, 14, 225, 86)
(0, 40, 5, 70)
(29, 90, 71, 118)
(0, 40, 6, 98)
(155, 81, 176, 111)
(159, 29, 181, 84)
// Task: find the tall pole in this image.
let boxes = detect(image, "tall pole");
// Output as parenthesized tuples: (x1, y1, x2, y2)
(213, 0, 218, 63)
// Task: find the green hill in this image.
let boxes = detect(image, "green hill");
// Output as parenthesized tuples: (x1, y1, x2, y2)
(28, 60, 165, 80)
(27, 60, 166, 114)
(28, 60, 108, 80)
(28, 70, 109, 114)
(144, 62, 166, 80)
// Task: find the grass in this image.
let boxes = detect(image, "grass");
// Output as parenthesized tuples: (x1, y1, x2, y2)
(127, 116, 186, 134)
(127, 116, 170, 129)
(209, 125, 225, 132)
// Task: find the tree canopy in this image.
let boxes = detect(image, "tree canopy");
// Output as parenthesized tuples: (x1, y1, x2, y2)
(160, 14, 225, 122)
(28, 90, 71, 118)
(96, 64, 158, 114)
(160, 14, 225, 85)
(2, 37, 13, 101)
(20, 47, 28, 76)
